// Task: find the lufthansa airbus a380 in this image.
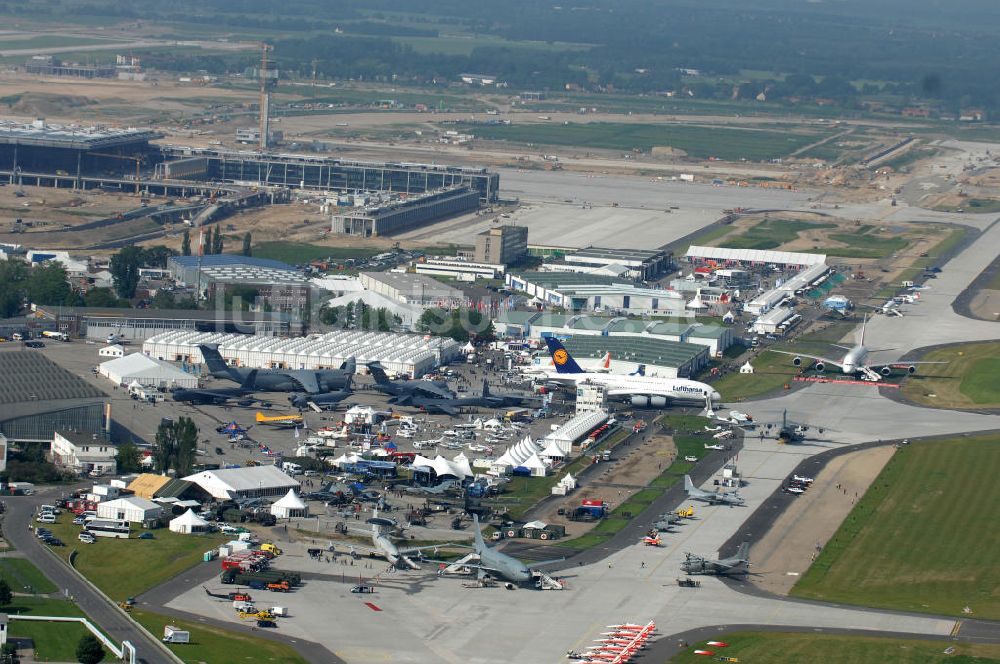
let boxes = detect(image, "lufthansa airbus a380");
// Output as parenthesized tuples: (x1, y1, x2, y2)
(533, 338, 722, 409)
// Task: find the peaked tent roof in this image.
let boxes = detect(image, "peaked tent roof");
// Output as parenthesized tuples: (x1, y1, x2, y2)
(273, 489, 307, 509)
(170, 508, 210, 528)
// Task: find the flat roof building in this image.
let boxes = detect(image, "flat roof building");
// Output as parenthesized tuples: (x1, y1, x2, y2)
(563, 247, 673, 280)
(506, 272, 686, 316)
(167, 255, 307, 287)
(332, 187, 480, 237)
(475, 224, 528, 265)
(359, 272, 465, 309)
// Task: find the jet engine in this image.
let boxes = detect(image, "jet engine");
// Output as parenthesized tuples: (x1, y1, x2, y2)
(792, 356, 802, 366)
(881, 366, 893, 376)
(631, 395, 668, 408)
(907, 365, 917, 374)
(814, 361, 825, 372)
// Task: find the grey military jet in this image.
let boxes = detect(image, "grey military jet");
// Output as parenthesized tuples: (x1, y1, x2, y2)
(681, 542, 750, 576)
(367, 362, 454, 401)
(684, 475, 745, 507)
(288, 373, 354, 411)
(366, 511, 449, 570)
(171, 370, 259, 406)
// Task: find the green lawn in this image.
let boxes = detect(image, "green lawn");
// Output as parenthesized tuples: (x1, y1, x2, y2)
(792, 435, 1000, 619)
(724, 218, 835, 250)
(710, 350, 800, 401)
(463, 122, 830, 161)
(933, 198, 1000, 214)
(252, 241, 382, 265)
(0, 34, 111, 49)
(46, 515, 226, 601)
(0, 557, 58, 594)
(670, 631, 1000, 664)
(9, 619, 94, 662)
(821, 229, 910, 258)
(900, 342, 1000, 409)
(132, 609, 308, 664)
(395, 33, 591, 56)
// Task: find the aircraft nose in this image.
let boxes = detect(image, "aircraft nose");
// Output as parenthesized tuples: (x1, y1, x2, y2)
(711, 391, 722, 402)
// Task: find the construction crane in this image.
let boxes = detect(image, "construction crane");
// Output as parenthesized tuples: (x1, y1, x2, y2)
(90, 152, 143, 194)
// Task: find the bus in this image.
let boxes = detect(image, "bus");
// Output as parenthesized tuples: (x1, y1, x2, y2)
(41, 331, 69, 342)
(85, 519, 130, 539)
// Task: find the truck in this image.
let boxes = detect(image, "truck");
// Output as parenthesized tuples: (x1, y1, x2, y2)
(163, 626, 190, 644)
(261, 543, 282, 557)
(40, 331, 69, 342)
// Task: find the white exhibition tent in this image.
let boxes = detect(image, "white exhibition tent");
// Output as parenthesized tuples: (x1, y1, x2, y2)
(271, 489, 309, 518)
(96, 496, 163, 523)
(99, 353, 198, 389)
(330, 452, 363, 468)
(540, 439, 568, 460)
(169, 508, 212, 534)
(413, 454, 474, 479)
(518, 453, 548, 478)
(98, 344, 125, 358)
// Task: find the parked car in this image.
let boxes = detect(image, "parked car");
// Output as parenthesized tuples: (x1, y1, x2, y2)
(72, 516, 86, 525)
(78, 533, 96, 544)
(35, 514, 56, 524)
(24, 341, 45, 348)
(137, 532, 155, 540)
(45, 538, 64, 547)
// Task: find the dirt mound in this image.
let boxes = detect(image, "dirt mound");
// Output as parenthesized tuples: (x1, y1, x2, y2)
(6, 93, 96, 116)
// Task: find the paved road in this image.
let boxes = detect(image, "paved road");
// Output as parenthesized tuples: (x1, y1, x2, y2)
(3, 491, 175, 664)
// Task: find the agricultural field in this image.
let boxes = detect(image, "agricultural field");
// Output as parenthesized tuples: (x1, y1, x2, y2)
(45, 514, 226, 601)
(792, 435, 1000, 620)
(901, 342, 1000, 409)
(132, 609, 308, 664)
(670, 632, 1000, 664)
(464, 122, 832, 161)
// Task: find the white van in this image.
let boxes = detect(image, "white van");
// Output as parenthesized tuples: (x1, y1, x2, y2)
(35, 514, 56, 524)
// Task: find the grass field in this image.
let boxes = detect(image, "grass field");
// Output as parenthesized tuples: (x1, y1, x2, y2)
(132, 609, 308, 664)
(0, 557, 58, 594)
(821, 228, 911, 258)
(45, 515, 226, 601)
(724, 218, 836, 250)
(4, 596, 92, 662)
(792, 435, 1000, 619)
(710, 350, 799, 401)
(670, 631, 1000, 664)
(252, 241, 382, 264)
(464, 122, 830, 161)
(395, 34, 591, 56)
(0, 34, 111, 49)
(901, 342, 1000, 408)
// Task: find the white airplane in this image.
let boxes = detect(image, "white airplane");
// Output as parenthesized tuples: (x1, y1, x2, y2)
(771, 314, 943, 379)
(712, 430, 734, 440)
(705, 443, 726, 450)
(536, 338, 721, 409)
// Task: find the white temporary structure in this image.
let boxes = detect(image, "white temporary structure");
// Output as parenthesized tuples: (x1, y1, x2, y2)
(518, 453, 548, 477)
(271, 489, 309, 518)
(169, 508, 211, 534)
(98, 344, 125, 358)
(540, 439, 568, 461)
(96, 496, 163, 523)
(99, 353, 198, 389)
(182, 466, 299, 501)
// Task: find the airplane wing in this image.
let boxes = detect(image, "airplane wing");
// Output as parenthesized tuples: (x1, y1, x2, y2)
(431, 403, 460, 416)
(288, 370, 321, 394)
(770, 350, 844, 370)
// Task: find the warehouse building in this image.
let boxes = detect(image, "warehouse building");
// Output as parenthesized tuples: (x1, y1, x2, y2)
(474, 224, 529, 265)
(506, 272, 686, 316)
(359, 272, 465, 309)
(413, 258, 505, 281)
(143, 329, 460, 378)
(332, 187, 480, 236)
(562, 247, 673, 280)
(167, 255, 306, 288)
(0, 350, 107, 443)
(33, 305, 299, 343)
(752, 307, 796, 335)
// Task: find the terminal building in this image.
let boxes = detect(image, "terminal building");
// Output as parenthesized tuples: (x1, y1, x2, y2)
(0, 350, 108, 443)
(143, 330, 461, 378)
(331, 187, 480, 236)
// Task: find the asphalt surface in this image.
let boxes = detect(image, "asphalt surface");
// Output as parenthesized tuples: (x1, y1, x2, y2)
(3, 490, 176, 664)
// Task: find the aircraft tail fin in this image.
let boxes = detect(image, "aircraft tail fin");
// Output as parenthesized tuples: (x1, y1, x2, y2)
(366, 362, 390, 385)
(471, 513, 487, 553)
(199, 344, 239, 381)
(629, 364, 646, 376)
(341, 356, 356, 375)
(239, 369, 258, 392)
(543, 337, 586, 374)
(684, 475, 694, 493)
(735, 541, 750, 563)
(482, 378, 490, 398)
